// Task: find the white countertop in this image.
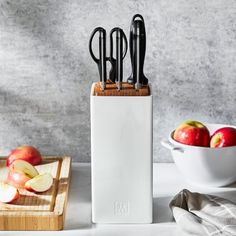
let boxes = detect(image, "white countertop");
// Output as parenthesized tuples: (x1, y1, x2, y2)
(1, 163, 236, 236)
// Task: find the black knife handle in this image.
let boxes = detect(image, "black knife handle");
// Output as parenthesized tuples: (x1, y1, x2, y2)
(127, 14, 148, 86)
(89, 27, 107, 90)
(131, 14, 145, 24)
(127, 18, 135, 84)
(134, 20, 148, 86)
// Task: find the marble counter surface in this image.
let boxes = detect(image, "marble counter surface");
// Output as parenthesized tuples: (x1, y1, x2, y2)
(1, 163, 236, 236)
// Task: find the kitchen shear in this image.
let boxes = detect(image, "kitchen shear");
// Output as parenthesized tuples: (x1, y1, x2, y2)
(89, 27, 128, 91)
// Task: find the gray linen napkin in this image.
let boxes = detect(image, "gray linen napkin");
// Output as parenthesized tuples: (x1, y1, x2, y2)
(169, 189, 236, 236)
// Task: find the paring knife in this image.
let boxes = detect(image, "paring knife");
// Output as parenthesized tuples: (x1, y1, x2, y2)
(127, 14, 148, 89)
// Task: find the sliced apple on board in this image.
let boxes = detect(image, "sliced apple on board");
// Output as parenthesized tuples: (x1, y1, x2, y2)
(0, 182, 20, 203)
(7, 160, 39, 188)
(25, 173, 53, 193)
(6, 171, 32, 188)
(9, 160, 39, 178)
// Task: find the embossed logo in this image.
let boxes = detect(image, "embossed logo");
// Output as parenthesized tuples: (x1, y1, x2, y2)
(114, 201, 130, 216)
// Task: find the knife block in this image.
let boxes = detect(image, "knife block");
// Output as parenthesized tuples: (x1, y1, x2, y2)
(90, 82, 153, 223)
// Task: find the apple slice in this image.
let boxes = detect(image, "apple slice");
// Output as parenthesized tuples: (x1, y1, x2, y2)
(25, 173, 53, 193)
(10, 160, 39, 178)
(6, 171, 32, 188)
(0, 182, 20, 203)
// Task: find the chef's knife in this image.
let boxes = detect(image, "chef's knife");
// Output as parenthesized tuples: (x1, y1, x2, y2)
(127, 14, 148, 89)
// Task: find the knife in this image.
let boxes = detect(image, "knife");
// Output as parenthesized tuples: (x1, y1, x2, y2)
(127, 14, 148, 89)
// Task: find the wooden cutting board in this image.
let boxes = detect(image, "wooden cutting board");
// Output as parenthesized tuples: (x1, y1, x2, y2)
(0, 156, 71, 231)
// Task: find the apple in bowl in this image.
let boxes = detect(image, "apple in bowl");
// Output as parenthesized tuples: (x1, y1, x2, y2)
(162, 123, 236, 186)
(173, 120, 210, 147)
(210, 127, 236, 148)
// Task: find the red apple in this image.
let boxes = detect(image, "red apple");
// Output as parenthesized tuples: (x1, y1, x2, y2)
(6, 171, 31, 188)
(0, 182, 20, 203)
(25, 173, 53, 193)
(6, 146, 42, 167)
(173, 120, 210, 147)
(210, 127, 236, 148)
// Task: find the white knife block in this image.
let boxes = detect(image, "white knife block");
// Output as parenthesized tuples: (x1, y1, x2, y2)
(90, 83, 153, 223)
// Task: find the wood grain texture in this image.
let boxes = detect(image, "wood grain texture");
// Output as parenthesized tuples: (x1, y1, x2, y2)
(92, 82, 150, 96)
(0, 156, 71, 231)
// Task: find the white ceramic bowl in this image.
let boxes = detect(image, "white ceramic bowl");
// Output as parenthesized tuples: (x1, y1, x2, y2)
(161, 123, 236, 187)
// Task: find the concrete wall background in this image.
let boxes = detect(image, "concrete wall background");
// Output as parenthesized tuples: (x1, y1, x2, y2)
(0, 0, 235, 162)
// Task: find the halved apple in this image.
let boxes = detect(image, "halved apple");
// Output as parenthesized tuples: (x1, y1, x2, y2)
(6, 171, 31, 188)
(25, 173, 53, 193)
(9, 160, 39, 178)
(0, 182, 20, 203)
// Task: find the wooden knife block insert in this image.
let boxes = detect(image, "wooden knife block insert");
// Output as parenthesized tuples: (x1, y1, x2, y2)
(92, 82, 150, 96)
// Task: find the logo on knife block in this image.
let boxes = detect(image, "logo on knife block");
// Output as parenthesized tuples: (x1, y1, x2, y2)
(114, 201, 130, 216)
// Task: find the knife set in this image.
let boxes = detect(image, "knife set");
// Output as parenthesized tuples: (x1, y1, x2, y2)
(90, 14, 153, 223)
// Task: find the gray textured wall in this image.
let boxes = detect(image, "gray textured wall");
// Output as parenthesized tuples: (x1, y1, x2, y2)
(0, 0, 236, 162)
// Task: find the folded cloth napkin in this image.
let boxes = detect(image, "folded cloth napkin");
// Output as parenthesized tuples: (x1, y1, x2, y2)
(169, 189, 236, 236)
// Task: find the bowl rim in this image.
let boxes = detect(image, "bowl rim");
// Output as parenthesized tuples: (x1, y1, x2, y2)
(169, 123, 236, 150)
